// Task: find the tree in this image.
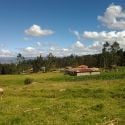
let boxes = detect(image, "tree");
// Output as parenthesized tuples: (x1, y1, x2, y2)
(17, 53, 25, 64)
(101, 41, 123, 68)
(110, 41, 120, 65)
(0, 64, 17, 74)
(46, 53, 56, 70)
(16, 53, 25, 73)
(102, 42, 111, 68)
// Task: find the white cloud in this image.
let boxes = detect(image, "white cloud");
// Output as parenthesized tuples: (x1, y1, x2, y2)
(36, 42, 41, 46)
(61, 48, 70, 56)
(69, 29, 81, 40)
(49, 46, 55, 51)
(47, 46, 70, 57)
(18, 46, 42, 57)
(83, 30, 125, 42)
(1, 49, 10, 53)
(98, 4, 125, 30)
(90, 41, 102, 49)
(83, 30, 125, 51)
(88, 41, 103, 53)
(72, 41, 85, 49)
(62, 48, 69, 52)
(47, 41, 101, 57)
(68, 41, 99, 55)
(25, 24, 54, 37)
(81, 4, 125, 53)
(25, 47, 35, 52)
(0, 49, 13, 57)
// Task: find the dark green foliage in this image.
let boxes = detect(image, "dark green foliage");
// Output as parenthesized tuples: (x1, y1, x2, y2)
(32, 55, 44, 72)
(17, 53, 25, 73)
(0, 64, 17, 74)
(102, 41, 123, 68)
(24, 78, 33, 85)
(10, 116, 23, 124)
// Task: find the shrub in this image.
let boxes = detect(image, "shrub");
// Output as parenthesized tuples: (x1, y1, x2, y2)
(91, 103, 104, 111)
(24, 78, 33, 85)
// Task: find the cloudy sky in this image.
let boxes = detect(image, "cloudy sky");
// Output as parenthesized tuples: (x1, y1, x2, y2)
(0, 0, 125, 57)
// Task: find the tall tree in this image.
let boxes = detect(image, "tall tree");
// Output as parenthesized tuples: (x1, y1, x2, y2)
(16, 53, 25, 73)
(102, 42, 111, 68)
(17, 53, 25, 64)
(110, 41, 120, 65)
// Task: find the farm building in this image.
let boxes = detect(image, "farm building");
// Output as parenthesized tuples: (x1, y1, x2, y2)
(64, 65, 100, 76)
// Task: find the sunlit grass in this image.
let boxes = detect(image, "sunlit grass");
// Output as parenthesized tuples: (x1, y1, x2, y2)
(0, 72, 125, 124)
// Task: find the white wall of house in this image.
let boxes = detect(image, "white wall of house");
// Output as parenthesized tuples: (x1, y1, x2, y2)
(76, 72, 100, 76)
(91, 72, 100, 75)
(76, 72, 90, 76)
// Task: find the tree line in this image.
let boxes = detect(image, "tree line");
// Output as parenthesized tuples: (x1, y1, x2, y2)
(0, 41, 125, 74)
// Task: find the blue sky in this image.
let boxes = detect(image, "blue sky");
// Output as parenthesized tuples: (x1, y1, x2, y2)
(0, 0, 125, 57)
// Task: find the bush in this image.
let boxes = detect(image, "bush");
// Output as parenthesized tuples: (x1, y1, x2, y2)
(91, 103, 104, 111)
(24, 78, 33, 85)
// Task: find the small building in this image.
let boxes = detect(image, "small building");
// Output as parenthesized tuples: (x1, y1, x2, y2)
(64, 65, 100, 76)
(40, 67, 46, 73)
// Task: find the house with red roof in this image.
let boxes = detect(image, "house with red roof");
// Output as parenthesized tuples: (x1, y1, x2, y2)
(64, 65, 100, 76)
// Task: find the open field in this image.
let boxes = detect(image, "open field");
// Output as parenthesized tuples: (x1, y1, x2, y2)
(0, 72, 125, 125)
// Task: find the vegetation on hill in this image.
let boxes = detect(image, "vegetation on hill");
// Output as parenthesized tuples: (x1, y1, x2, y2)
(0, 41, 125, 74)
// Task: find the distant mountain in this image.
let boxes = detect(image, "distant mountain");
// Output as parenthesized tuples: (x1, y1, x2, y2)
(0, 57, 35, 64)
(0, 57, 16, 64)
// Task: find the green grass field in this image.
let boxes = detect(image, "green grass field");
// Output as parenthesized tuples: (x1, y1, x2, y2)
(0, 72, 125, 125)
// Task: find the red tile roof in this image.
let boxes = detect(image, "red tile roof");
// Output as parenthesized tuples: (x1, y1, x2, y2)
(78, 65, 88, 69)
(65, 65, 99, 73)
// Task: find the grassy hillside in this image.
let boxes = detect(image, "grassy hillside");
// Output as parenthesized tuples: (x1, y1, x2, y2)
(0, 72, 125, 125)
